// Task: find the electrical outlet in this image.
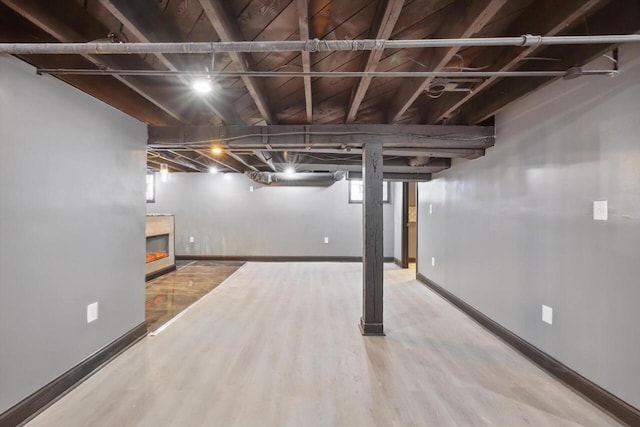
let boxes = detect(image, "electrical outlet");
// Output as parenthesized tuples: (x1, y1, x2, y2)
(593, 200, 608, 221)
(324, 237, 329, 244)
(249, 186, 254, 192)
(87, 302, 98, 323)
(542, 305, 553, 325)
(429, 204, 433, 215)
(431, 257, 435, 267)
(189, 236, 195, 243)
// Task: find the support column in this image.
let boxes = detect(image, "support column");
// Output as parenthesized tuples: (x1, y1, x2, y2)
(360, 141, 384, 336)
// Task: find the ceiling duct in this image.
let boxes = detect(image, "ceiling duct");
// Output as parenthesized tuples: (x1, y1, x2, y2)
(246, 171, 345, 187)
(408, 156, 432, 167)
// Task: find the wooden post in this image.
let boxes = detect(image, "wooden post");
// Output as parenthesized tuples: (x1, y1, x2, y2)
(360, 141, 384, 336)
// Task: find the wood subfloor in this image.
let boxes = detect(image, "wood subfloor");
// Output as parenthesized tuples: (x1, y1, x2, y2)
(28, 263, 620, 426)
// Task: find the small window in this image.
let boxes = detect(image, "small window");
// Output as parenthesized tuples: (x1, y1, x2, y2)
(146, 173, 155, 203)
(349, 180, 390, 203)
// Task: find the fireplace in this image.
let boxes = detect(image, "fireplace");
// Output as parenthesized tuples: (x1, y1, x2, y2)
(146, 234, 169, 263)
(146, 214, 175, 280)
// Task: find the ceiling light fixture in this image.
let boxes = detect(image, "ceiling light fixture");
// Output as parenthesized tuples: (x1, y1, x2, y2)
(284, 166, 296, 176)
(211, 146, 223, 155)
(209, 166, 218, 174)
(192, 78, 212, 94)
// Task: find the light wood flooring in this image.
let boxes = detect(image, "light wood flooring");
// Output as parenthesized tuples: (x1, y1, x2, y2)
(28, 263, 620, 426)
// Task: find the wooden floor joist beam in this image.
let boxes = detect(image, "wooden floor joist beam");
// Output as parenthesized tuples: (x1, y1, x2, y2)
(148, 153, 202, 172)
(458, 0, 640, 125)
(198, 0, 276, 125)
(425, 0, 606, 124)
(1, 0, 189, 124)
(271, 160, 450, 174)
(387, 0, 507, 123)
(193, 149, 249, 173)
(296, 0, 313, 124)
(98, 0, 240, 124)
(148, 124, 495, 149)
(346, 0, 405, 124)
(347, 171, 432, 181)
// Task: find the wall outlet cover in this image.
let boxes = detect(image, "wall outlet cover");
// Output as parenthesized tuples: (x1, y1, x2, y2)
(249, 186, 254, 192)
(189, 236, 195, 243)
(593, 200, 608, 221)
(542, 304, 553, 325)
(324, 237, 329, 244)
(87, 302, 98, 323)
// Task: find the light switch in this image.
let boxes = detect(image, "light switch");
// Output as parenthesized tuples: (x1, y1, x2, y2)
(87, 302, 98, 323)
(429, 204, 433, 215)
(189, 236, 195, 243)
(542, 305, 553, 325)
(249, 186, 254, 192)
(593, 200, 608, 221)
(324, 237, 329, 244)
(431, 257, 436, 267)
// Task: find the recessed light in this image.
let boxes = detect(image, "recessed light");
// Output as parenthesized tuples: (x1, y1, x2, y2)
(192, 79, 212, 94)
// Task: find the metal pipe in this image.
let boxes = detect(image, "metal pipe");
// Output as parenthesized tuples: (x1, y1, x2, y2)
(2, 34, 640, 55)
(36, 69, 616, 78)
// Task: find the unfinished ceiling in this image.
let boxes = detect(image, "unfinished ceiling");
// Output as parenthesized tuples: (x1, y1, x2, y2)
(1, 0, 639, 177)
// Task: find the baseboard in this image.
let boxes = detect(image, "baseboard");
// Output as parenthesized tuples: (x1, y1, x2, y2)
(176, 255, 395, 263)
(408, 257, 416, 263)
(416, 272, 640, 426)
(145, 264, 176, 282)
(0, 321, 147, 427)
(393, 258, 402, 267)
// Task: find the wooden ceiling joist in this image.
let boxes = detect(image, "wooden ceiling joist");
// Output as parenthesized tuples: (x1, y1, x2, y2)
(425, 0, 606, 124)
(0, 0, 189, 124)
(148, 152, 202, 172)
(458, 0, 640, 125)
(345, 0, 405, 124)
(253, 150, 277, 172)
(98, 0, 239, 125)
(296, 0, 313, 124)
(3, 0, 637, 177)
(198, 0, 276, 125)
(271, 160, 451, 174)
(168, 150, 217, 171)
(193, 149, 250, 173)
(347, 171, 432, 181)
(387, 0, 508, 123)
(147, 158, 184, 172)
(148, 124, 495, 149)
(262, 147, 485, 159)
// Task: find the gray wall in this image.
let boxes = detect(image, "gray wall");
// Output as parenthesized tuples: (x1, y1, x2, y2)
(0, 56, 147, 413)
(417, 44, 640, 408)
(148, 173, 395, 257)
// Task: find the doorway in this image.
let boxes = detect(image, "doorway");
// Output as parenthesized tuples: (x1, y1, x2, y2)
(401, 182, 417, 270)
